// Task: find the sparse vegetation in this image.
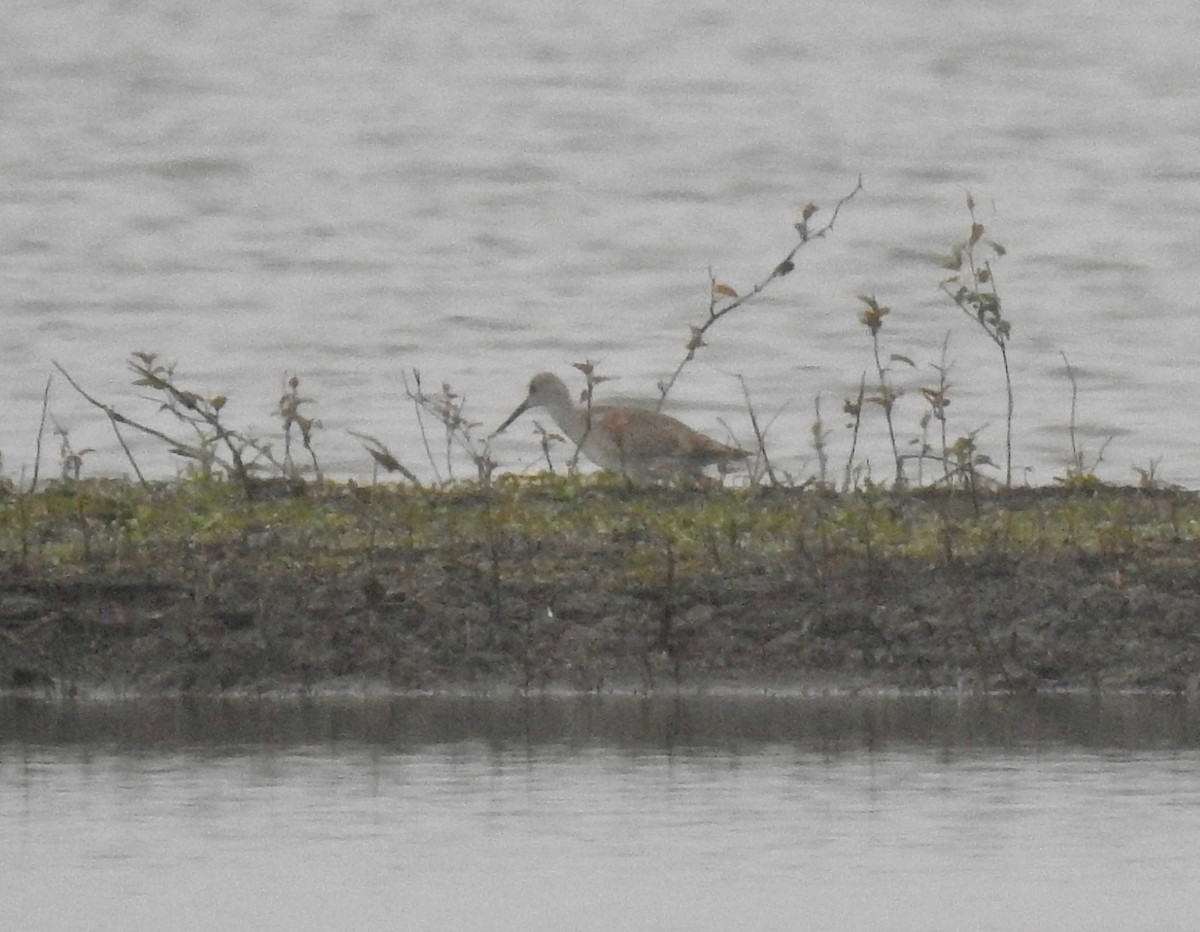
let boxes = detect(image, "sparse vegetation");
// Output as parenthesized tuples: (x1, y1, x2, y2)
(854, 293, 911, 487)
(3, 186, 1197, 697)
(938, 194, 1015, 486)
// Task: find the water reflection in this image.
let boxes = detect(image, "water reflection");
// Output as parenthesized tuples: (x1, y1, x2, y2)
(4, 691, 1200, 753)
(4, 694, 1200, 932)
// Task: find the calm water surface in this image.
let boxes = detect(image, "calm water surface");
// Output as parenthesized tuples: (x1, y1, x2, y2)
(3, 0, 1200, 485)
(3, 693, 1200, 931)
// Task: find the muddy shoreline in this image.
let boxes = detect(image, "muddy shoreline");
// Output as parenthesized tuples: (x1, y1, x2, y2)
(3, 477, 1200, 696)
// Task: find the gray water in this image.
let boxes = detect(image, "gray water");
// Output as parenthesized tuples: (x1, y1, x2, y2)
(3, 694, 1200, 931)
(3, 0, 1200, 487)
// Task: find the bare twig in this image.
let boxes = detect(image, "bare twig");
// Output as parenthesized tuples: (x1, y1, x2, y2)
(842, 374, 867, 492)
(811, 393, 829, 489)
(402, 369, 442, 484)
(1058, 351, 1113, 482)
(657, 177, 863, 408)
(735, 374, 776, 486)
(568, 360, 611, 475)
(53, 360, 177, 485)
(532, 422, 565, 473)
(1062, 351, 1081, 475)
(107, 416, 148, 488)
(31, 375, 52, 494)
(278, 373, 322, 481)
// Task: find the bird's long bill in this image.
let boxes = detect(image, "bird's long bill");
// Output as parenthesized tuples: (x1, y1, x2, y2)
(491, 400, 530, 437)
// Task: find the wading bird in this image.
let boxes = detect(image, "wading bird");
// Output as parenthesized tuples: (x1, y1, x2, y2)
(494, 372, 749, 479)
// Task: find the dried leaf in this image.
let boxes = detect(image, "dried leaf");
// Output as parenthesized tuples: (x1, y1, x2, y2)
(366, 446, 403, 473)
(713, 283, 739, 298)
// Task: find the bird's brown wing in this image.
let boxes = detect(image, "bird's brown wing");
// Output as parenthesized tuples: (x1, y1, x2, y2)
(597, 408, 742, 460)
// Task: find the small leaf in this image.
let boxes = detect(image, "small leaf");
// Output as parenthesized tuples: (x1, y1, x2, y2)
(713, 283, 739, 298)
(890, 354, 916, 368)
(774, 259, 794, 277)
(939, 247, 964, 271)
(969, 222, 985, 246)
(856, 295, 890, 335)
(802, 202, 819, 220)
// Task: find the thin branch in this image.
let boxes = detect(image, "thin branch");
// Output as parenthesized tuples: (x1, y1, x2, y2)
(31, 375, 52, 494)
(1061, 351, 1080, 473)
(657, 176, 863, 409)
(108, 417, 148, 488)
(811, 393, 829, 489)
(843, 373, 867, 492)
(403, 369, 442, 484)
(53, 361, 190, 455)
(736, 374, 777, 486)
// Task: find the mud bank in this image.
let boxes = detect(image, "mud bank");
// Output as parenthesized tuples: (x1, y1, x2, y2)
(3, 476, 1199, 695)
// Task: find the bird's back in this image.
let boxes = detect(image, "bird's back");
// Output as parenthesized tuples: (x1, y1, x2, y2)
(583, 406, 747, 477)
